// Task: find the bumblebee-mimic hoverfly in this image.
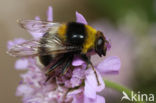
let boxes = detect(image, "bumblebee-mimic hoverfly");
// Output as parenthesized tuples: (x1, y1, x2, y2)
(7, 20, 109, 85)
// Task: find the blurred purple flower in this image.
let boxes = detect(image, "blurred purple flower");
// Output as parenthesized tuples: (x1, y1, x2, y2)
(76, 11, 88, 25)
(8, 6, 121, 103)
(47, 6, 53, 22)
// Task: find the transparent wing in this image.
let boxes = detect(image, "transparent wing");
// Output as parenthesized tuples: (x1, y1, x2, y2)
(17, 19, 60, 34)
(7, 35, 80, 57)
(7, 40, 41, 57)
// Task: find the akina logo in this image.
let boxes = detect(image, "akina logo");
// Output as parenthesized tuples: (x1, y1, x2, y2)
(121, 91, 155, 102)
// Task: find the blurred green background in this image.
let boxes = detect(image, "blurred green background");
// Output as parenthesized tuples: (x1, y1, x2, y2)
(0, 0, 156, 103)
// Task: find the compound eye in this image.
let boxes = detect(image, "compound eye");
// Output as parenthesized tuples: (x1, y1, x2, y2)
(97, 37, 104, 47)
(95, 37, 105, 57)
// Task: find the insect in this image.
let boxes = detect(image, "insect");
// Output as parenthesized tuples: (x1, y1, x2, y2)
(7, 20, 109, 85)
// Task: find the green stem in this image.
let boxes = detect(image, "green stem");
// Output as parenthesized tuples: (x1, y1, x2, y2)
(104, 79, 145, 103)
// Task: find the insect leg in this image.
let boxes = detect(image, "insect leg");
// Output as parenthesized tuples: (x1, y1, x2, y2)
(61, 55, 73, 75)
(81, 55, 100, 85)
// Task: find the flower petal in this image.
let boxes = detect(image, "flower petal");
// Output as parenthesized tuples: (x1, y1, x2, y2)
(70, 77, 82, 88)
(47, 6, 53, 21)
(15, 58, 29, 70)
(68, 87, 83, 96)
(72, 57, 85, 66)
(35, 16, 40, 20)
(105, 39, 111, 51)
(72, 67, 86, 78)
(76, 11, 88, 25)
(97, 56, 121, 75)
(84, 69, 105, 99)
(84, 97, 95, 103)
(84, 95, 105, 103)
(72, 93, 84, 103)
(16, 84, 34, 96)
(96, 95, 105, 103)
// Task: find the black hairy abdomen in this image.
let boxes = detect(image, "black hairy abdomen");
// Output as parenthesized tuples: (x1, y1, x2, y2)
(66, 22, 86, 46)
(38, 32, 53, 66)
(39, 55, 53, 66)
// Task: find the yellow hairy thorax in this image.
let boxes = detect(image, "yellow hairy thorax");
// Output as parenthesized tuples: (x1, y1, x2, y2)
(82, 25, 97, 54)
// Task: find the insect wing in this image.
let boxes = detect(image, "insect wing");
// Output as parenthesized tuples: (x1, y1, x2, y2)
(7, 40, 41, 57)
(41, 35, 80, 54)
(7, 36, 80, 57)
(17, 20, 60, 34)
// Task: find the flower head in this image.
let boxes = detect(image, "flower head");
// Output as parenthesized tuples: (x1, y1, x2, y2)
(8, 6, 121, 103)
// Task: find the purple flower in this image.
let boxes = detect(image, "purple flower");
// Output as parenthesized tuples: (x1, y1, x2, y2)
(8, 6, 121, 103)
(68, 56, 120, 103)
(76, 11, 88, 25)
